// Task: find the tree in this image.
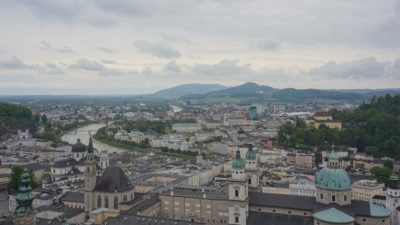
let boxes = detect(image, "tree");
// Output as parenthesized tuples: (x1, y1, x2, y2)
(384, 160, 394, 170)
(370, 166, 392, 185)
(34, 113, 41, 123)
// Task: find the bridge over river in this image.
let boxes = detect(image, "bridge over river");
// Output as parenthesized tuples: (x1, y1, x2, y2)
(61, 123, 125, 153)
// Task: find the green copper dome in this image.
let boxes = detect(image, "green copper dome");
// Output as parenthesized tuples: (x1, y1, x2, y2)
(232, 150, 245, 169)
(245, 146, 256, 160)
(316, 167, 351, 190)
(313, 208, 354, 224)
(15, 168, 35, 216)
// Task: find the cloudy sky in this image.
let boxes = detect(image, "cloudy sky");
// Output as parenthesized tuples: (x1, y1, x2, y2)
(0, 0, 399, 94)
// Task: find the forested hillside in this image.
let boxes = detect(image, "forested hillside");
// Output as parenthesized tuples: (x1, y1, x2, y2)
(0, 103, 36, 138)
(278, 94, 400, 159)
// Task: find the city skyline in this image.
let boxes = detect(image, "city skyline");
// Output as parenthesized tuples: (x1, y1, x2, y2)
(0, 0, 399, 94)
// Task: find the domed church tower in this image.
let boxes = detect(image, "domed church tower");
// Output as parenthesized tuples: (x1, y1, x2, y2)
(84, 136, 97, 212)
(229, 148, 248, 225)
(245, 144, 259, 189)
(72, 138, 87, 161)
(315, 150, 352, 206)
(14, 169, 36, 225)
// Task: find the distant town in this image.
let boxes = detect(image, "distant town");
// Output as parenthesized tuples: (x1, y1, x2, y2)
(1, 85, 399, 225)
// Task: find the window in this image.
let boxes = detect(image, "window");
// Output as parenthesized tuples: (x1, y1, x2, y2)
(332, 195, 336, 202)
(235, 190, 239, 197)
(288, 211, 291, 214)
(320, 193, 323, 199)
(344, 195, 347, 202)
(235, 217, 239, 223)
(97, 195, 101, 208)
(123, 195, 127, 202)
(105, 196, 109, 208)
(114, 196, 118, 209)
(248, 179, 251, 184)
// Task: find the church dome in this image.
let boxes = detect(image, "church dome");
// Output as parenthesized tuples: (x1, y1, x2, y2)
(72, 139, 87, 153)
(94, 166, 132, 192)
(316, 167, 351, 190)
(237, 128, 245, 135)
(232, 150, 245, 169)
(245, 146, 256, 160)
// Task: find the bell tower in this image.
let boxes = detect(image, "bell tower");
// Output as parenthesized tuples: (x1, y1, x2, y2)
(245, 144, 259, 189)
(14, 168, 36, 225)
(229, 148, 248, 225)
(84, 136, 97, 212)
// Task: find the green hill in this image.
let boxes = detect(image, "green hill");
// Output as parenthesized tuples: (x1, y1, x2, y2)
(150, 83, 227, 98)
(181, 82, 364, 103)
(0, 103, 36, 138)
(278, 94, 400, 159)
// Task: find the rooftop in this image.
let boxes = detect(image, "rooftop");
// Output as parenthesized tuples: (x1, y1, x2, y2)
(103, 214, 204, 225)
(313, 208, 354, 223)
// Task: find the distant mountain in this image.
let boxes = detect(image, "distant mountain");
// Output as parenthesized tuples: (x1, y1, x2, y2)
(335, 88, 400, 97)
(150, 83, 227, 98)
(181, 82, 366, 103)
(204, 82, 274, 98)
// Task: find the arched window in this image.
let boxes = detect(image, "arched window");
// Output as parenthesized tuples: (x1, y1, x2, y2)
(97, 195, 102, 208)
(105, 196, 109, 208)
(344, 194, 347, 202)
(114, 196, 118, 209)
(332, 195, 336, 202)
(235, 190, 239, 197)
(320, 193, 323, 199)
(123, 195, 127, 202)
(248, 179, 251, 184)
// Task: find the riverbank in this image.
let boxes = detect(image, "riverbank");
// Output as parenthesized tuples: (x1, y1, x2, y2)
(94, 126, 195, 159)
(92, 133, 148, 153)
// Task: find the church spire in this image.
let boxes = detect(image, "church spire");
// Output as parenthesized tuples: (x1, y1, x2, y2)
(15, 168, 35, 216)
(88, 134, 94, 153)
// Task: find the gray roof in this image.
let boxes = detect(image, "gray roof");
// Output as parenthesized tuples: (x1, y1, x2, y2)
(160, 186, 228, 200)
(37, 219, 77, 225)
(61, 192, 84, 203)
(53, 158, 78, 168)
(103, 214, 204, 225)
(249, 192, 315, 211)
(248, 212, 313, 225)
(124, 194, 160, 215)
(94, 166, 133, 192)
(72, 139, 87, 153)
(249, 192, 375, 218)
(25, 163, 46, 171)
(37, 203, 84, 219)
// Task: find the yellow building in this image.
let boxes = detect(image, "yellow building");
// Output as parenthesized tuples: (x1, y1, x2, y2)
(306, 111, 342, 130)
(352, 179, 385, 201)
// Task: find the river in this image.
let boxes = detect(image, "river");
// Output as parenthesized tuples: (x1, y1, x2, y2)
(61, 123, 126, 153)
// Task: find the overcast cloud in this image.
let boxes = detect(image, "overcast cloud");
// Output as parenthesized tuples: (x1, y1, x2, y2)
(0, 0, 399, 94)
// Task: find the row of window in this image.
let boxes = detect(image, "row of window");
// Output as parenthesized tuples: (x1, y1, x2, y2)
(320, 193, 347, 202)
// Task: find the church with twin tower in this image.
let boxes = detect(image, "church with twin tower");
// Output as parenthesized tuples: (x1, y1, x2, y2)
(80, 137, 392, 225)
